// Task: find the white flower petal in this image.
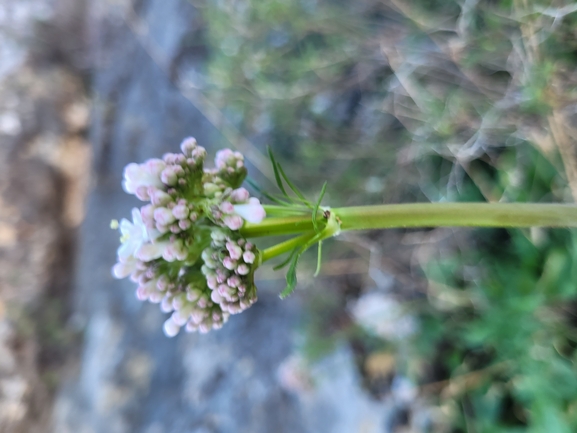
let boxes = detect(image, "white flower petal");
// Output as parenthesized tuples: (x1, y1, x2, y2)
(117, 242, 135, 262)
(119, 218, 132, 237)
(233, 203, 266, 223)
(112, 260, 137, 279)
(136, 241, 169, 262)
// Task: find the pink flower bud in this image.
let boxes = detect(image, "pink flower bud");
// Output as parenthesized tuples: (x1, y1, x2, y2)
(228, 304, 242, 314)
(163, 318, 180, 337)
(191, 147, 206, 160)
(140, 205, 155, 228)
(156, 275, 170, 291)
(180, 137, 197, 156)
(217, 284, 233, 296)
(223, 215, 243, 230)
(216, 268, 228, 283)
(160, 167, 178, 185)
(211, 290, 223, 303)
(199, 323, 211, 334)
(163, 153, 177, 164)
(227, 275, 241, 288)
(154, 207, 176, 225)
(186, 288, 203, 302)
(223, 257, 237, 270)
(226, 241, 243, 260)
(197, 296, 209, 309)
(162, 239, 187, 262)
(230, 188, 250, 203)
(135, 186, 150, 201)
(155, 222, 169, 234)
(178, 219, 191, 230)
(172, 204, 189, 220)
(112, 261, 136, 279)
(237, 264, 250, 275)
(150, 188, 172, 206)
(136, 286, 149, 301)
(206, 274, 218, 290)
(220, 201, 234, 214)
(215, 149, 235, 169)
(243, 251, 256, 264)
(149, 291, 164, 303)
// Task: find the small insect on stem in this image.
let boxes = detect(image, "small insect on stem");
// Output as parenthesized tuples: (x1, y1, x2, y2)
(323, 210, 331, 219)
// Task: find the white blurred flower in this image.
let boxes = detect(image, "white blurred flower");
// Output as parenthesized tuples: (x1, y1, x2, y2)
(112, 255, 138, 279)
(117, 208, 149, 262)
(136, 241, 169, 262)
(233, 197, 266, 223)
(122, 158, 166, 195)
(351, 292, 418, 341)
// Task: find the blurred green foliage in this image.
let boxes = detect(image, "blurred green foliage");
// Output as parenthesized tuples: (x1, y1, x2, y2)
(199, 0, 577, 430)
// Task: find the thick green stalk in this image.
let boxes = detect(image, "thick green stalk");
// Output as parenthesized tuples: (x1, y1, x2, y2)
(241, 216, 315, 238)
(242, 203, 577, 239)
(333, 203, 577, 230)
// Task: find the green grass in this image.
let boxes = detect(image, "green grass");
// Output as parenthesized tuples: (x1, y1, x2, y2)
(198, 0, 577, 430)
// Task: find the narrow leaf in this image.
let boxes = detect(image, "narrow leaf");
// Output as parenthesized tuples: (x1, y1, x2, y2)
(277, 164, 313, 208)
(280, 252, 301, 299)
(279, 230, 326, 298)
(246, 178, 293, 206)
(267, 147, 289, 197)
(314, 241, 323, 277)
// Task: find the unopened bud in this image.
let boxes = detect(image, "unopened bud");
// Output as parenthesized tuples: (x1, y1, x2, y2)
(226, 241, 243, 260)
(154, 207, 176, 225)
(161, 167, 178, 185)
(230, 188, 250, 203)
(135, 186, 150, 201)
(180, 137, 198, 156)
(223, 257, 237, 270)
(150, 188, 172, 206)
(172, 204, 189, 219)
(163, 318, 181, 337)
(223, 215, 243, 230)
(237, 264, 250, 275)
(243, 251, 256, 264)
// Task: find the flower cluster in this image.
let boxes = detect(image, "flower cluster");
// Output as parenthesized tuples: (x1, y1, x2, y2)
(112, 137, 265, 336)
(201, 230, 258, 314)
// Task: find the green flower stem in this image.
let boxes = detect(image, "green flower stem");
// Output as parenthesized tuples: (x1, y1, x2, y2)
(243, 203, 577, 239)
(333, 203, 577, 230)
(260, 231, 318, 262)
(241, 216, 316, 238)
(262, 205, 311, 216)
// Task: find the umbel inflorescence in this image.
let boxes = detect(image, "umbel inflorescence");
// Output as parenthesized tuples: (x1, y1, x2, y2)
(112, 138, 265, 337)
(112, 137, 577, 338)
